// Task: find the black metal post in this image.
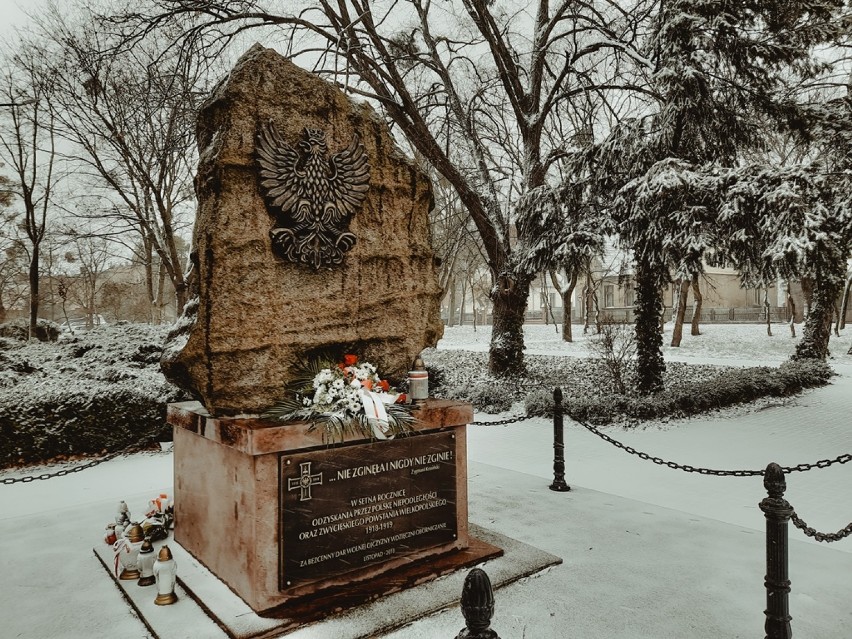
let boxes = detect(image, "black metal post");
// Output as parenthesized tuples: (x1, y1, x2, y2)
(456, 568, 500, 639)
(549, 387, 570, 492)
(759, 462, 793, 639)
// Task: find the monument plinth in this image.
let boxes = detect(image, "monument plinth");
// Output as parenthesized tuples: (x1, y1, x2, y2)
(168, 399, 499, 613)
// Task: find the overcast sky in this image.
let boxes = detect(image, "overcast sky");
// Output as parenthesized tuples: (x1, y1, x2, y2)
(0, 0, 47, 37)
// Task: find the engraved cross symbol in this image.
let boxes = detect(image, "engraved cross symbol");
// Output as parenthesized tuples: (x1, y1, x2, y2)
(287, 462, 323, 502)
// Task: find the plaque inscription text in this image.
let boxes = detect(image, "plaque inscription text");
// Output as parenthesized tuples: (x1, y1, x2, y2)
(279, 432, 457, 587)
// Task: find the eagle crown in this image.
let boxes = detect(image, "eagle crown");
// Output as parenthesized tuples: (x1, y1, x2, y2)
(299, 128, 328, 155)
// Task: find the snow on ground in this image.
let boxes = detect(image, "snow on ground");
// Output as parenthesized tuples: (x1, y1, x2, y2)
(437, 321, 814, 364)
(2, 323, 852, 638)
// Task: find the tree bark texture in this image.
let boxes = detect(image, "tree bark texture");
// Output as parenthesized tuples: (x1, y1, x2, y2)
(839, 275, 851, 330)
(28, 247, 40, 340)
(559, 272, 578, 343)
(764, 288, 772, 337)
(690, 274, 702, 336)
(786, 287, 797, 338)
(794, 280, 836, 360)
(634, 262, 665, 393)
(488, 274, 531, 376)
(670, 278, 690, 347)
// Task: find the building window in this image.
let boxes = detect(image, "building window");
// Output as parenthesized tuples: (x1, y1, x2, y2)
(604, 284, 614, 308)
(624, 286, 634, 308)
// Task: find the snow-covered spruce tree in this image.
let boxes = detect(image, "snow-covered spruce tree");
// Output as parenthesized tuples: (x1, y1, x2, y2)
(611, 159, 721, 392)
(806, 92, 852, 354)
(718, 164, 852, 360)
(574, 0, 842, 392)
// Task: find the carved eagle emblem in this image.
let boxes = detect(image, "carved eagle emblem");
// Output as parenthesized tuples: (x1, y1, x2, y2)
(256, 124, 371, 269)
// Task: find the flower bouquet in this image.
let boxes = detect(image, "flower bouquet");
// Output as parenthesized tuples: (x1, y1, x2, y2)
(263, 354, 414, 441)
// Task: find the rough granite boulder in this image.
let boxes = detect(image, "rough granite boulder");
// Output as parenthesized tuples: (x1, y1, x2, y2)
(162, 44, 444, 416)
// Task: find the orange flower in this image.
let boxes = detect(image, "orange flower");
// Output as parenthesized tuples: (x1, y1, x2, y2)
(343, 354, 358, 366)
(395, 393, 407, 404)
(362, 379, 373, 390)
(379, 379, 390, 392)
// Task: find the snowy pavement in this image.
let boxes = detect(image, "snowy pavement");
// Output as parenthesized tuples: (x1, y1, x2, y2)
(2, 324, 852, 637)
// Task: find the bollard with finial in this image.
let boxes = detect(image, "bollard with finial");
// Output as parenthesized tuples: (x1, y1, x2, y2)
(456, 568, 500, 639)
(549, 387, 570, 492)
(759, 462, 793, 639)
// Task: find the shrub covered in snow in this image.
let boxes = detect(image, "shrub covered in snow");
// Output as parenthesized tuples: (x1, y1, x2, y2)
(0, 318, 61, 342)
(427, 349, 833, 423)
(0, 323, 187, 467)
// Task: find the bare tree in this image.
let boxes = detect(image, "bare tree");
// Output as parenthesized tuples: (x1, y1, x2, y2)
(0, 49, 61, 339)
(61, 231, 112, 327)
(35, 8, 204, 318)
(101, 0, 652, 374)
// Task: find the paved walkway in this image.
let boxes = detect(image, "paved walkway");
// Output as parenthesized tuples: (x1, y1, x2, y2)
(468, 360, 852, 546)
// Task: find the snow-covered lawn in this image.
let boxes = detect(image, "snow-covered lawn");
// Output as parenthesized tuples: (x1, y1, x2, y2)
(437, 320, 824, 364)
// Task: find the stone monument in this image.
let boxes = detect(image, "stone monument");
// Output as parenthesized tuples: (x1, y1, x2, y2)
(161, 45, 499, 616)
(162, 43, 444, 417)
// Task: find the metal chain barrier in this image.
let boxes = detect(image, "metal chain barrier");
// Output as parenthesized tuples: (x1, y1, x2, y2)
(791, 511, 852, 542)
(1, 428, 167, 485)
(576, 418, 852, 477)
(469, 414, 530, 426)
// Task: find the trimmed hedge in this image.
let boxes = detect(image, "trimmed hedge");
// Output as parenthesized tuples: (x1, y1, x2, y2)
(525, 358, 834, 425)
(0, 323, 186, 468)
(0, 377, 183, 466)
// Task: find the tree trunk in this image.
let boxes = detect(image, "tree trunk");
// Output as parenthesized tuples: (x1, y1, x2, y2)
(764, 287, 772, 337)
(459, 279, 468, 326)
(634, 261, 665, 394)
(28, 245, 40, 340)
(488, 274, 531, 376)
(555, 270, 578, 343)
(839, 275, 852, 330)
(447, 277, 457, 327)
(670, 278, 690, 347)
(786, 286, 797, 338)
(832, 303, 840, 338)
(582, 272, 593, 335)
(794, 279, 836, 360)
(690, 274, 702, 335)
(801, 276, 813, 318)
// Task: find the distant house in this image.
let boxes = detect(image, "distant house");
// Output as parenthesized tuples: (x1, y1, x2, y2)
(445, 251, 840, 326)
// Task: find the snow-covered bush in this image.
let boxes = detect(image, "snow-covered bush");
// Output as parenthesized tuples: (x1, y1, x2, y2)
(588, 317, 637, 394)
(0, 318, 61, 342)
(524, 388, 554, 417)
(0, 323, 187, 467)
(427, 348, 833, 426)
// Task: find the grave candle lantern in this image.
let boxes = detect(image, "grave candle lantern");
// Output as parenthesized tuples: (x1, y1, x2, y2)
(409, 355, 429, 401)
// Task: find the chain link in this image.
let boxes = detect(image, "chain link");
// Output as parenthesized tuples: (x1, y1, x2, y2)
(791, 512, 852, 542)
(469, 414, 530, 426)
(576, 418, 852, 477)
(1, 429, 166, 485)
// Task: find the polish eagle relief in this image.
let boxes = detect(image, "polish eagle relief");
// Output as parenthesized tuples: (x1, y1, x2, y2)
(256, 124, 371, 269)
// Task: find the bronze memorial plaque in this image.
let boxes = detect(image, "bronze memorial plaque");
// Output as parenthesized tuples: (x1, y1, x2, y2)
(279, 431, 457, 587)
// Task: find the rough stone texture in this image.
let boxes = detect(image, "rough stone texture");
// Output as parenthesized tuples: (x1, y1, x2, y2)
(162, 44, 443, 416)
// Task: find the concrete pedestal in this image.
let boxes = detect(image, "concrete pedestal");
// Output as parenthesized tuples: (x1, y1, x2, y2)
(167, 399, 491, 613)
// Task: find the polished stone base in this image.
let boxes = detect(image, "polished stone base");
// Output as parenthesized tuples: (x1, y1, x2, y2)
(168, 399, 476, 611)
(94, 524, 561, 639)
